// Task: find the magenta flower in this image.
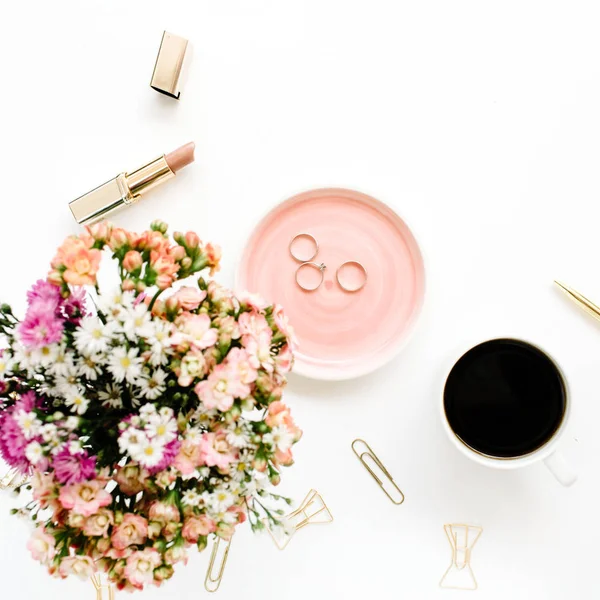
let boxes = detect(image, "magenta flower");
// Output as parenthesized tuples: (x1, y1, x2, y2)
(0, 392, 38, 473)
(52, 447, 97, 485)
(17, 299, 64, 349)
(62, 287, 88, 324)
(26, 280, 62, 309)
(148, 439, 181, 475)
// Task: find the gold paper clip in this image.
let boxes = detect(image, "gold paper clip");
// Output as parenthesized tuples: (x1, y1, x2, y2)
(351, 439, 405, 505)
(440, 523, 483, 591)
(264, 489, 333, 550)
(0, 467, 27, 491)
(204, 534, 234, 593)
(91, 573, 115, 600)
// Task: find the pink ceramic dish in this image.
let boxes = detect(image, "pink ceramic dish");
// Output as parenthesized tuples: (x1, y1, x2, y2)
(236, 188, 426, 380)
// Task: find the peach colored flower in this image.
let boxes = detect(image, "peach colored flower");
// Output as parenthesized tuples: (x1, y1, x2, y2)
(148, 501, 180, 525)
(172, 286, 206, 311)
(58, 555, 97, 580)
(52, 236, 102, 286)
(275, 344, 294, 374)
(205, 242, 222, 274)
(27, 528, 56, 564)
(150, 250, 179, 278)
(170, 245, 186, 261)
(182, 515, 216, 543)
(125, 549, 161, 589)
(199, 431, 237, 472)
(108, 227, 130, 250)
(173, 439, 203, 475)
(115, 463, 149, 496)
(111, 513, 148, 550)
(164, 545, 188, 566)
(273, 448, 294, 466)
(173, 313, 218, 350)
(86, 221, 112, 243)
(83, 508, 114, 537)
(122, 250, 143, 272)
(58, 480, 112, 517)
(185, 231, 200, 248)
(31, 471, 57, 509)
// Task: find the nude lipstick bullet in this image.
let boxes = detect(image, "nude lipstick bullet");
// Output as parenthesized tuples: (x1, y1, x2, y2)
(69, 142, 195, 225)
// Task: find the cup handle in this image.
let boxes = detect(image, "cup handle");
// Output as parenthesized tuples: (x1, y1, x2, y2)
(543, 451, 577, 486)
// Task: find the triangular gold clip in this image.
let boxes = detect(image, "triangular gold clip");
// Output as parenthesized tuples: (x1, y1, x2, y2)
(440, 523, 483, 591)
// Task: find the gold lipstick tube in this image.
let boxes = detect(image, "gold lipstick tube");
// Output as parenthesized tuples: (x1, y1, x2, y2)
(69, 156, 175, 226)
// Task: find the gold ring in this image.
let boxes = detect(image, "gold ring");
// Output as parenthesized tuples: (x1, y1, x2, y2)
(289, 233, 318, 263)
(336, 261, 367, 293)
(295, 262, 326, 292)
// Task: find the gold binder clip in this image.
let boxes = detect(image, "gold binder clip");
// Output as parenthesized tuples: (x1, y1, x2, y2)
(351, 439, 405, 505)
(204, 534, 234, 593)
(90, 573, 115, 600)
(440, 523, 483, 591)
(264, 489, 333, 550)
(0, 467, 27, 491)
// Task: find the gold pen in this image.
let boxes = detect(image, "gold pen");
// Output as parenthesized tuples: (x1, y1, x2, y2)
(554, 280, 600, 323)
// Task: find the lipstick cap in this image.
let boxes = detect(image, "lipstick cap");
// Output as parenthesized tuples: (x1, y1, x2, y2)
(150, 31, 189, 99)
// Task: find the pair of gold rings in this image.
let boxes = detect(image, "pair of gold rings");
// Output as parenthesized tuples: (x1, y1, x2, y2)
(289, 233, 368, 293)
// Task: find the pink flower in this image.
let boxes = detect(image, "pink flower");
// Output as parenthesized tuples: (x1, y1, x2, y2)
(83, 508, 114, 537)
(148, 501, 181, 525)
(111, 513, 149, 550)
(273, 304, 298, 348)
(115, 463, 149, 496)
(58, 480, 112, 516)
(124, 548, 162, 589)
(62, 287, 88, 324)
(108, 227, 130, 251)
(227, 347, 258, 385)
(238, 291, 268, 312)
(173, 439, 202, 475)
(17, 300, 64, 349)
(27, 528, 56, 565)
(275, 344, 294, 374)
(242, 329, 274, 372)
(85, 221, 112, 243)
(199, 431, 237, 471)
(31, 471, 57, 509)
(184, 231, 200, 249)
(173, 313, 218, 350)
(265, 401, 302, 443)
(58, 555, 97, 580)
(52, 447, 97, 485)
(164, 545, 188, 566)
(181, 515, 216, 543)
(238, 311, 270, 338)
(26, 280, 61, 308)
(205, 242, 222, 275)
(51, 236, 102, 286)
(122, 250, 143, 273)
(194, 363, 249, 411)
(0, 392, 39, 472)
(172, 286, 206, 310)
(150, 250, 179, 289)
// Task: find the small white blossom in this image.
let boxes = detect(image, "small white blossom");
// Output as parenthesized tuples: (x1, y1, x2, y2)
(98, 383, 123, 409)
(121, 304, 155, 341)
(96, 289, 135, 321)
(181, 490, 202, 507)
(68, 440, 84, 455)
(78, 353, 103, 380)
(25, 441, 44, 465)
(16, 410, 41, 439)
(64, 416, 80, 430)
(205, 488, 235, 512)
(64, 390, 90, 415)
(226, 424, 251, 448)
(136, 437, 165, 468)
(138, 369, 168, 400)
(107, 347, 143, 384)
(263, 426, 294, 453)
(145, 409, 177, 445)
(74, 317, 118, 356)
(118, 428, 146, 458)
(30, 344, 59, 368)
(0, 353, 14, 378)
(47, 345, 74, 378)
(39, 423, 58, 442)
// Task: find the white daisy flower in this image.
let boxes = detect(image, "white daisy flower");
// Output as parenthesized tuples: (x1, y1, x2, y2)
(185, 426, 203, 443)
(64, 390, 90, 415)
(210, 509, 238, 525)
(98, 383, 123, 409)
(181, 490, 202, 507)
(231, 451, 253, 482)
(138, 369, 168, 400)
(53, 361, 82, 398)
(147, 322, 173, 366)
(11, 343, 34, 375)
(0, 353, 14, 378)
(64, 416, 80, 430)
(78, 353, 103, 380)
(136, 436, 165, 468)
(47, 346, 75, 378)
(68, 440, 84, 455)
(96, 289, 135, 321)
(139, 404, 157, 419)
(25, 441, 44, 465)
(118, 428, 146, 458)
(226, 424, 251, 449)
(121, 304, 155, 341)
(263, 426, 294, 453)
(206, 488, 235, 512)
(16, 410, 41, 439)
(107, 347, 143, 384)
(30, 344, 59, 368)
(145, 410, 177, 445)
(74, 317, 118, 356)
(242, 475, 269, 497)
(39, 423, 58, 442)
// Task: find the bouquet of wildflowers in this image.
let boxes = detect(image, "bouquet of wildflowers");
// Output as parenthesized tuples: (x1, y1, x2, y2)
(0, 221, 300, 592)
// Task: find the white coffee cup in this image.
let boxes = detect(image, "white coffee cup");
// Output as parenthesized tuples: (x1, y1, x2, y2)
(440, 338, 577, 487)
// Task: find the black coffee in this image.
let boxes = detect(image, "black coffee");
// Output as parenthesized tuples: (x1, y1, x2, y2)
(443, 339, 566, 458)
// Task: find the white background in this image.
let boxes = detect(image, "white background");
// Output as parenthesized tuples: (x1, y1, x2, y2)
(0, 0, 598, 598)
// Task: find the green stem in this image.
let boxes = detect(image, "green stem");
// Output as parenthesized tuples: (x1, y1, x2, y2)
(148, 289, 163, 312)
